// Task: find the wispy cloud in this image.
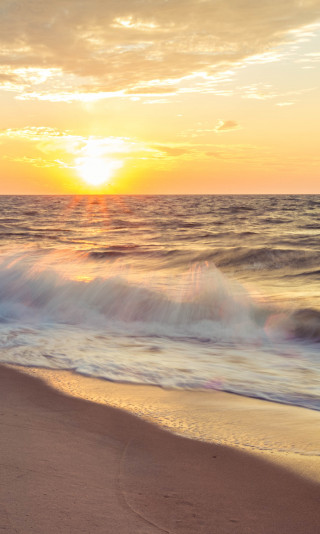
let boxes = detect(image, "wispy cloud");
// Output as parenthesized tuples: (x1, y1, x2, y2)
(151, 145, 194, 158)
(180, 120, 241, 138)
(0, 127, 151, 169)
(0, 0, 319, 99)
(276, 102, 294, 107)
(238, 83, 317, 105)
(295, 51, 320, 68)
(3, 126, 317, 180)
(0, 127, 267, 172)
(214, 120, 240, 133)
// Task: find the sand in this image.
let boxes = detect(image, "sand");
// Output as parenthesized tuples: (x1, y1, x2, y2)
(1, 364, 320, 533)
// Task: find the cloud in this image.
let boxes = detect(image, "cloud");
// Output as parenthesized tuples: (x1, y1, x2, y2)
(180, 120, 241, 137)
(0, 0, 319, 98)
(238, 83, 317, 104)
(151, 144, 194, 157)
(276, 102, 294, 107)
(0, 126, 285, 170)
(1, 154, 68, 168)
(0, 127, 151, 169)
(126, 86, 177, 95)
(214, 120, 240, 132)
(295, 51, 320, 68)
(239, 83, 277, 100)
(204, 144, 271, 163)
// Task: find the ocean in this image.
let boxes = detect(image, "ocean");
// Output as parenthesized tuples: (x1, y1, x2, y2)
(0, 194, 319, 410)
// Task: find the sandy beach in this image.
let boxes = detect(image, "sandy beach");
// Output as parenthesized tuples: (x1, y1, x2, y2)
(1, 364, 320, 534)
(1, 0, 320, 527)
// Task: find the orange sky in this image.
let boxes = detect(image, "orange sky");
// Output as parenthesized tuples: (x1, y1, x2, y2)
(0, 1, 319, 194)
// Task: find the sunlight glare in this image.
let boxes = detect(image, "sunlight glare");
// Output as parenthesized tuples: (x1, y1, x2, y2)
(76, 156, 123, 186)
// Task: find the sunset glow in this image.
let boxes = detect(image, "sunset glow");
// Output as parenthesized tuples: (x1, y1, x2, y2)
(1, 4, 320, 528)
(0, 2, 319, 194)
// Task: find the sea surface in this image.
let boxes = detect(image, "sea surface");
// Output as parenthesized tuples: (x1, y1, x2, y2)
(0, 195, 319, 410)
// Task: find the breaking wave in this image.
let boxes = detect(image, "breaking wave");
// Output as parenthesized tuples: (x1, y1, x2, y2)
(0, 250, 319, 345)
(0, 193, 319, 411)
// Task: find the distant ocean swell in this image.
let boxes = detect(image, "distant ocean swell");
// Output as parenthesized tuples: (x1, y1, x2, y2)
(84, 246, 320, 271)
(2, 244, 314, 277)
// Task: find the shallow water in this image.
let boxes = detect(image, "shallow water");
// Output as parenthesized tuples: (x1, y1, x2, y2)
(0, 194, 319, 410)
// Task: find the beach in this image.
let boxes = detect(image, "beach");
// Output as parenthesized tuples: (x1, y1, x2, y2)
(1, 0, 320, 526)
(0, 194, 319, 532)
(1, 364, 320, 534)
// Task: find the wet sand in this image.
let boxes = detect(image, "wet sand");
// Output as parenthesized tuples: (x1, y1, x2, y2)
(1, 364, 320, 533)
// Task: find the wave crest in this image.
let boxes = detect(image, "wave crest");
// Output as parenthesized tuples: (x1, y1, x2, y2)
(0, 250, 319, 344)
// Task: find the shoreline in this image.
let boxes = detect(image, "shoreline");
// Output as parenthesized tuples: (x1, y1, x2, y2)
(1, 364, 320, 533)
(13, 365, 320, 457)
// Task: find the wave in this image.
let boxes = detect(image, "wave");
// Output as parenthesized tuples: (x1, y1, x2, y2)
(0, 250, 319, 345)
(0, 249, 319, 411)
(22, 210, 38, 216)
(0, 253, 255, 340)
(300, 223, 320, 230)
(220, 206, 256, 213)
(261, 217, 291, 225)
(284, 269, 320, 279)
(162, 247, 320, 272)
(286, 309, 320, 341)
(211, 247, 320, 271)
(80, 245, 320, 273)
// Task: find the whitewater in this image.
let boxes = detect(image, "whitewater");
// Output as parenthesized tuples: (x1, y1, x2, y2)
(0, 194, 319, 410)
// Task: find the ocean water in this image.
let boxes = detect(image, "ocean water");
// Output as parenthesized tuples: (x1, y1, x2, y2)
(0, 194, 319, 410)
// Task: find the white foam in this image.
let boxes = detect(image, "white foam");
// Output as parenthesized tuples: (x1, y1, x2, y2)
(0, 250, 319, 410)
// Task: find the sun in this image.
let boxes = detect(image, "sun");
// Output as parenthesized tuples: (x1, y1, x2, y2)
(76, 156, 123, 186)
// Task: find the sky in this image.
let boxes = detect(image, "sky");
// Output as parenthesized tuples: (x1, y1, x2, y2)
(0, 0, 319, 194)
